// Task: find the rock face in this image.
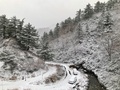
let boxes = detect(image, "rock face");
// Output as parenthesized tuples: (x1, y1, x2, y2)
(0, 38, 45, 74)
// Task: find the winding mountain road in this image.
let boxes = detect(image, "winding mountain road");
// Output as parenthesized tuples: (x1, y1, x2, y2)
(0, 62, 88, 90)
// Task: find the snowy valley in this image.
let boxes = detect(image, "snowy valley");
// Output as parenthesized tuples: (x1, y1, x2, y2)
(0, 0, 120, 90)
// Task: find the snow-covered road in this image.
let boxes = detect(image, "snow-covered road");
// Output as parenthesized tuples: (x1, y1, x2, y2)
(0, 62, 88, 90)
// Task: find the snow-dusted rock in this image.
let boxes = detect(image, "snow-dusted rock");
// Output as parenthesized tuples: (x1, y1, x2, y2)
(68, 76, 77, 84)
(73, 68, 78, 75)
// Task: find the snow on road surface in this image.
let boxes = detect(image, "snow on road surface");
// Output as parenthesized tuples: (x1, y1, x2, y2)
(0, 62, 88, 90)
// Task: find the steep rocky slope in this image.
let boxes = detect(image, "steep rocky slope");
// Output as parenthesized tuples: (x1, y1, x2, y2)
(49, 3, 120, 90)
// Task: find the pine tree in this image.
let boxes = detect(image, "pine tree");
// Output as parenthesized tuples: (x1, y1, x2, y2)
(75, 9, 81, 23)
(0, 15, 39, 50)
(16, 19, 25, 39)
(94, 1, 105, 13)
(49, 30, 54, 40)
(0, 15, 9, 38)
(6, 17, 18, 38)
(17, 23, 39, 50)
(0, 50, 17, 73)
(54, 23, 60, 38)
(61, 17, 73, 29)
(65, 17, 72, 25)
(38, 42, 54, 61)
(41, 32, 49, 44)
(97, 10, 113, 35)
(27, 24, 39, 48)
(106, 0, 116, 10)
(103, 11, 113, 32)
(83, 4, 94, 19)
(8, 16, 19, 38)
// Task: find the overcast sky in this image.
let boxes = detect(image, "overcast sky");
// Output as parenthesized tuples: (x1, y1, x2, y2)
(0, 0, 108, 29)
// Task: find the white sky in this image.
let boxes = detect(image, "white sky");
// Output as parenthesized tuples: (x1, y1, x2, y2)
(0, 0, 108, 29)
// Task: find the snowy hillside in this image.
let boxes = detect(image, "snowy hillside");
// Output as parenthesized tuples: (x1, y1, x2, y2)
(49, 3, 120, 90)
(0, 38, 45, 77)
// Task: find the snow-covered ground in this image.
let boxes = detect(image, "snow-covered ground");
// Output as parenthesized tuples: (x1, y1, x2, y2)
(0, 62, 88, 90)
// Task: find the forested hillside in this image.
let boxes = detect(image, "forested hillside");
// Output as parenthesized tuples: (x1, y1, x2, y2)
(0, 16, 45, 76)
(41, 0, 120, 90)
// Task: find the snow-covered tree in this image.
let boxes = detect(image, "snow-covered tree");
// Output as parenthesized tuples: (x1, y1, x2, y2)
(54, 23, 60, 38)
(0, 50, 17, 73)
(60, 21, 66, 29)
(41, 32, 49, 45)
(97, 10, 113, 35)
(6, 17, 20, 38)
(106, 0, 117, 10)
(102, 11, 113, 33)
(16, 19, 24, 39)
(63, 17, 74, 32)
(0, 15, 39, 50)
(49, 30, 54, 41)
(65, 17, 72, 25)
(0, 15, 9, 38)
(17, 23, 39, 50)
(74, 9, 81, 23)
(37, 42, 54, 61)
(9, 16, 21, 38)
(94, 1, 105, 13)
(83, 4, 94, 19)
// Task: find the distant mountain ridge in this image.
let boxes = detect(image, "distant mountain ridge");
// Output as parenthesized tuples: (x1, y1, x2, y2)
(37, 27, 50, 37)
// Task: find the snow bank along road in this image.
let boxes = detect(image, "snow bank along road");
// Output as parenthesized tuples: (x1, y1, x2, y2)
(0, 62, 88, 90)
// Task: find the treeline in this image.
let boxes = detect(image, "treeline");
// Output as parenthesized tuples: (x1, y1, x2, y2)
(0, 15, 39, 50)
(41, 0, 119, 44)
